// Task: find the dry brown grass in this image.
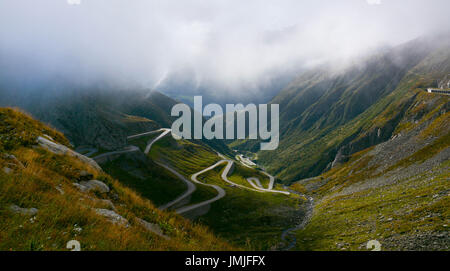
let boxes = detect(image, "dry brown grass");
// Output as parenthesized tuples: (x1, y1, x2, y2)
(0, 108, 234, 251)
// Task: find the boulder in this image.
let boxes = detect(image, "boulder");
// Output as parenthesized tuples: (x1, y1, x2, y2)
(79, 180, 110, 194)
(72, 183, 89, 192)
(37, 136, 102, 171)
(95, 209, 128, 226)
(9, 204, 38, 216)
(87, 197, 115, 210)
(78, 170, 94, 182)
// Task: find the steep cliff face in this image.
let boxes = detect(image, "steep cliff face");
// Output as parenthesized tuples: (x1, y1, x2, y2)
(328, 93, 418, 169)
(235, 36, 450, 183)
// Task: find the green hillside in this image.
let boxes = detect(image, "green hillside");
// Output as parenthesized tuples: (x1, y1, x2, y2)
(233, 36, 450, 183)
(0, 108, 233, 251)
(145, 135, 304, 250)
(292, 90, 449, 250)
(1, 88, 232, 156)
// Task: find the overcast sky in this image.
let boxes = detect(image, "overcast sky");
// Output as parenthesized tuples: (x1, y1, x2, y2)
(1, 0, 449, 94)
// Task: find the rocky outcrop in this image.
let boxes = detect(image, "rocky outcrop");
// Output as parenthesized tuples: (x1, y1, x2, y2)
(330, 94, 417, 170)
(79, 180, 110, 193)
(330, 148, 348, 169)
(9, 204, 38, 216)
(95, 209, 128, 227)
(37, 136, 101, 171)
(78, 170, 94, 182)
(73, 180, 110, 194)
(72, 183, 89, 193)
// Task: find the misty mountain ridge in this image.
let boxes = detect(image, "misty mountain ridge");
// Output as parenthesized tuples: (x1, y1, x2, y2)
(0, 33, 448, 252)
(0, 85, 233, 156)
(232, 34, 450, 182)
(0, 33, 449, 171)
(154, 65, 300, 107)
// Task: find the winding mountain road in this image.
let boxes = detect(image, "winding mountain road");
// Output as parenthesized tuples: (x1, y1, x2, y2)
(176, 159, 290, 213)
(263, 171, 275, 190)
(86, 127, 312, 248)
(127, 128, 169, 140)
(144, 128, 171, 154)
(175, 160, 228, 215)
(247, 177, 263, 189)
(89, 128, 289, 217)
(217, 160, 287, 193)
(236, 154, 282, 192)
(246, 176, 290, 195)
(156, 161, 197, 210)
(136, 128, 199, 211)
(92, 129, 171, 162)
(92, 146, 140, 162)
(75, 147, 99, 157)
(236, 154, 257, 168)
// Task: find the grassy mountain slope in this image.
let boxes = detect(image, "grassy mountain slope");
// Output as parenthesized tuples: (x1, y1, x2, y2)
(292, 89, 449, 250)
(0, 108, 233, 251)
(21, 90, 165, 151)
(100, 152, 188, 207)
(0, 87, 232, 156)
(234, 36, 450, 183)
(195, 163, 304, 250)
(146, 135, 304, 250)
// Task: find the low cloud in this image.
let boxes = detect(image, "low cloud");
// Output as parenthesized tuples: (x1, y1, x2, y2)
(0, 0, 449, 95)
